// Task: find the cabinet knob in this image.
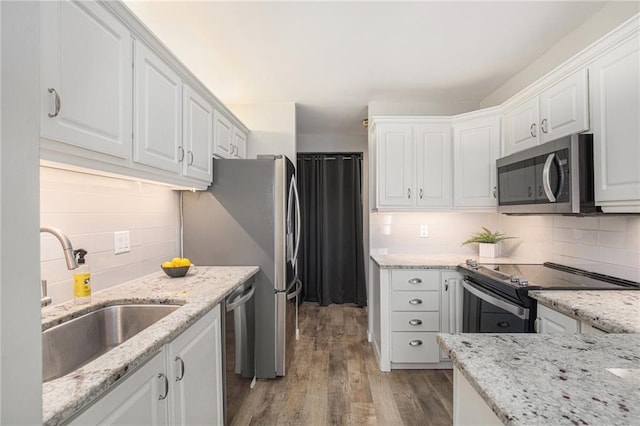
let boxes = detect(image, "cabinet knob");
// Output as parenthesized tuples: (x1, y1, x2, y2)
(409, 319, 423, 326)
(408, 278, 422, 284)
(47, 88, 61, 118)
(409, 298, 422, 305)
(409, 340, 423, 347)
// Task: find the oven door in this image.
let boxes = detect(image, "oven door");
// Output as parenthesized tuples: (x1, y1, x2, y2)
(462, 280, 532, 333)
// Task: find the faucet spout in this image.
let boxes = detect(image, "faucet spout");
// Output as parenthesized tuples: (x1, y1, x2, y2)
(40, 226, 78, 270)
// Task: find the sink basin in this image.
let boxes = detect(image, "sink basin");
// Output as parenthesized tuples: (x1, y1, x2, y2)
(43, 304, 180, 382)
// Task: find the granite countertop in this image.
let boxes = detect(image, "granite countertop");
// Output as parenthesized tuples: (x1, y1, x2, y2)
(530, 290, 640, 333)
(437, 333, 640, 426)
(370, 253, 538, 269)
(41, 265, 259, 426)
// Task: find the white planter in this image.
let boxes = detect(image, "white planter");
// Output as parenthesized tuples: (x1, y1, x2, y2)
(479, 243, 500, 258)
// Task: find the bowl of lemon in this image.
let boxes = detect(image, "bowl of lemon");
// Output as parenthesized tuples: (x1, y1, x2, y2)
(161, 257, 192, 278)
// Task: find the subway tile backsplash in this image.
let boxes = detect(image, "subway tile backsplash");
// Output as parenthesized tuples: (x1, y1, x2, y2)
(40, 167, 180, 305)
(371, 211, 640, 282)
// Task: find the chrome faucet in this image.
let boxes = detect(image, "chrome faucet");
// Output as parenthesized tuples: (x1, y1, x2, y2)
(40, 226, 78, 270)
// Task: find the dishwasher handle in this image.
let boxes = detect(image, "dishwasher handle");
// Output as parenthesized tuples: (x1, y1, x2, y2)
(226, 281, 256, 312)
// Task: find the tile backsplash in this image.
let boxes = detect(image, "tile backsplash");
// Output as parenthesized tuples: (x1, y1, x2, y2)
(40, 167, 180, 305)
(371, 211, 640, 282)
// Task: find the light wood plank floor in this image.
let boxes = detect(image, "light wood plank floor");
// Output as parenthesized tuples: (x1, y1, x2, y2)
(231, 304, 453, 426)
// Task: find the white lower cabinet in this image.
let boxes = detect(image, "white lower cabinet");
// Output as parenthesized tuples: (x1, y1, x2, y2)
(453, 367, 501, 426)
(371, 266, 460, 371)
(69, 305, 223, 425)
(535, 304, 580, 333)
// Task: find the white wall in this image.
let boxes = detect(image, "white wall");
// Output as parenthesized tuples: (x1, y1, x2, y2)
(368, 100, 480, 119)
(228, 102, 297, 162)
(481, 1, 640, 107)
(0, 2, 42, 423)
(40, 167, 181, 305)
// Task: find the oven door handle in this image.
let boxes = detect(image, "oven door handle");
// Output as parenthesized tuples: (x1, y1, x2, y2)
(463, 280, 529, 320)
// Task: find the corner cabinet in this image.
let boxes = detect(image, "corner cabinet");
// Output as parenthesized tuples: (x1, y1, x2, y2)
(372, 119, 452, 210)
(69, 305, 223, 425)
(452, 112, 501, 209)
(502, 69, 589, 155)
(370, 265, 462, 371)
(214, 110, 248, 159)
(589, 35, 640, 213)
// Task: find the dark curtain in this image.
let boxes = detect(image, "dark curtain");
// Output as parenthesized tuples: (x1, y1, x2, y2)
(296, 153, 366, 307)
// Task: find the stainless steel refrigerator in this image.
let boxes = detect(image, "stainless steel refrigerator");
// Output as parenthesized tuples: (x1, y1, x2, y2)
(182, 155, 301, 378)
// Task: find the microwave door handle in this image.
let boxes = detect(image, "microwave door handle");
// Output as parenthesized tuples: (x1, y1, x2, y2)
(462, 280, 529, 320)
(542, 153, 557, 202)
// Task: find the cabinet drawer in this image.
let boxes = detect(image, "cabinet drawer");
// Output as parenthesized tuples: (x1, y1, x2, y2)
(392, 270, 440, 291)
(391, 291, 439, 311)
(391, 332, 440, 363)
(391, 312, 439, 332)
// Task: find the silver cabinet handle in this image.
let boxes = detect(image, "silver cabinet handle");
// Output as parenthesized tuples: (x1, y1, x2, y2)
(178, 146, 185, 162)
(409, 319, 422, 326)
(187, 151, 194, 165)
(407, 188, 411, 199)
(530, 123, 537, 138)
(542, 153, 557, 202)
(419, 188, 423, 199)
(409, 340, 423, 347)
(492, 186, 497, 198)
(234, 144, 239, 156)
(48, 88, 61, 118)
(445, 280, 449, 292)
(540, 118, 548, 133)
(158, 373, 169, 400)
(175, 356, 185, 381)
(408, 278, 422, 284)
(409, 298, 422, 305)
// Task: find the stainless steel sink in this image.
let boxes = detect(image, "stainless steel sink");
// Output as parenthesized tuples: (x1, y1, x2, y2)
(43, 304, 180, 382)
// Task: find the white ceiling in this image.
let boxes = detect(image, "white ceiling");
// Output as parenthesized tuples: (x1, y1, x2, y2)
(124, 1, 606, 137)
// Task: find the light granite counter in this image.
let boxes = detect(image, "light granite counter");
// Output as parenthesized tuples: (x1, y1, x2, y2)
(41, 265, 259, 426)
(370, 253, 538, 269)
(437, 333, 640, 426)
(530, 290, 640, 333)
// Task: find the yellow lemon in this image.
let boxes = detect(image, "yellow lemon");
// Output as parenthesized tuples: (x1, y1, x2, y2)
(171, 257, 182, 264)
(162, 261, 173, 268)
(180, 258, 191, 267)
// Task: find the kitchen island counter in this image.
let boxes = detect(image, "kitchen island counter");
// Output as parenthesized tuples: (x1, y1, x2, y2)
(370, 253, 537, 269)
(41, 265, 259, 425)
(437, 333, 640, 426)
(530, 290, 640, 333)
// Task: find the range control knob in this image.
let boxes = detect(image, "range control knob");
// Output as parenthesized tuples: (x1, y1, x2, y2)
(509, 275, 521, 284)
(466, 259, 478, 268)
(519, 278, 529, 287)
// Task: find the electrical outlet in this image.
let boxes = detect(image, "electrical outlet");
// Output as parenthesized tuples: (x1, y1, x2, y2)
(114, 231, 130, 254)
(419, 225, 429, 238)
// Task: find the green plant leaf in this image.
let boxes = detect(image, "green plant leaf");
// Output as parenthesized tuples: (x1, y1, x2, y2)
(462, 227, 516, 245)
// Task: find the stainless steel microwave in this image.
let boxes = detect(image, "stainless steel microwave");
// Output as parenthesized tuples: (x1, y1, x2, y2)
(496, 134, 600, 214)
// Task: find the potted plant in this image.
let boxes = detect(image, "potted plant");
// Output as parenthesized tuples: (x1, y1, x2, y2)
(462, 227, 515, 258)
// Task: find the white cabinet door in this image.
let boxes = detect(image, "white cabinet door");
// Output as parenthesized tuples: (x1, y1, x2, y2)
(232, 126, 248, 159)
(377, 124, 414, 207)
(213, 110, 233, 158)
(503, 98, 539, 155)
(183, 85, 213, 182)
(590, 37, 640, 212)
(453, 116, 500, 208)
(134, 41, 182, 173)
(69, 349, 168, 425)
(169, 305, 223, 426)
(41, 0, 132, 159)
(535, 304, 580, 333)
(414, 124, 452, 208)
(539, 69, 589, 143)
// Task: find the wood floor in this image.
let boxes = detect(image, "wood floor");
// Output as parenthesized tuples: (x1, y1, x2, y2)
(231, 304, 453, 426)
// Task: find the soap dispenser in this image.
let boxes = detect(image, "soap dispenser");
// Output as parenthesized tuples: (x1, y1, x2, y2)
(73, 249, 91, 305)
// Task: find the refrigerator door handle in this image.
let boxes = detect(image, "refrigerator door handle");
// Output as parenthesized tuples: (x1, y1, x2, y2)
(291, 175, 302, 267)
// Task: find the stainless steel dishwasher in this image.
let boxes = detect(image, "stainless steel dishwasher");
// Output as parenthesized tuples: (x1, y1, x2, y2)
(223, 278, 256, 425)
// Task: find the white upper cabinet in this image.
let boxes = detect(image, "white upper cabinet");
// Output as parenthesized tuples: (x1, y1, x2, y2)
(183, 85, 213, 182)
(376, 123, 414, 207)
(133, 41, 183, 173)
(232, 126, 248, 159)
(503, 69, 589, 155)
(453, 114, 501, 208)
(41, 0, 133, 159)
(213, 110, 233, 158)
(374, 120, 452, 209)
(590, 36, 640, 212)
(414, 125, 452, 208)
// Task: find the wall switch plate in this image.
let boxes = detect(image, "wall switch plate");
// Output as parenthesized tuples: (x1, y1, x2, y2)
(419, 225, 429, 238)
(114, 231, 130, 254)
